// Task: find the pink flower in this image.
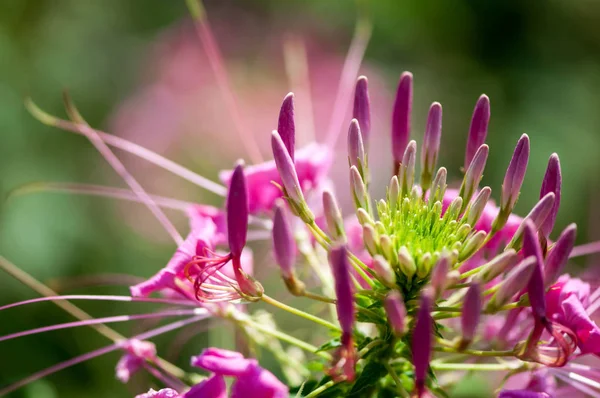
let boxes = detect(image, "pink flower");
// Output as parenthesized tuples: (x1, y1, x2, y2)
(135, 388, 179, 398)
(116, 340, 157, 383)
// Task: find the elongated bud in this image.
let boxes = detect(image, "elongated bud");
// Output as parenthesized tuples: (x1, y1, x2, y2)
(444, 196, 463, 221)
(384, 291, 407, 336)
(474, 249, 517, 283)
(421, 102, 442, 190)
(392, 72, 413, 171)
(465, 94, 490, 170)
(413, 288, 433, 396)
(273, 201, 303, 296)
(353, 76, 371, 146)
(356, 208, 371, 225)
(278, 93, 295, 161)
(271, 131, 314, 223)
(431, 255, 450, 298)
(322, 190, 346, 243)
(347, 119, 365, 171)
(459, 230, 487, 261)
(362, 224, 379, 256)
(389, 175, 400, 211)
(523, 220, 546, 322)
(465, 186, 491, 226)
(539, 154, 562, 238)
(459, 144, 489, 209)
(350, 166, 369, 210)
(430, 167, 447, 205)
(544, 223, 576, 287)
(398, 246, 416, 280)
(373, 255, 396, 288)
(227, 162, 249, 258)
(399, 140, 417, 195)
(500, 134, 530, 213)
(507, 193, 555, 250)
(459, 283, 482, 350)
(487, 256, 536, 312)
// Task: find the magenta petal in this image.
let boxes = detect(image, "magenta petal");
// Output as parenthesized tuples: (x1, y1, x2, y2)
(116, 354, 143, 383)
(392, 72, 413, 162)
(465, 94, 490, 170)
(561, 295, 600, 355)
(191, 348, 252, 377)
(230, 363, 289, 398)
(277, 93, 295, 161)
(498, 390, 549, 398)
(135, 388, 180, 398)
(226, 163, 249, 258)
(522, 220, 546, 322)
(184, 375, 227, 398)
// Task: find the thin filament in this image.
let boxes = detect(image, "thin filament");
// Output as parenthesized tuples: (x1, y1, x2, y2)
(570, 240, 600, 258)
(0, 308, 203, 342)
(0, 314, 207, 396)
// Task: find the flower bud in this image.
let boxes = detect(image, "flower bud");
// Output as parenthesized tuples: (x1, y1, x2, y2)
(350, 166, 369, 211)
(500, 134, 530, 213)
(399, 140, 417, 196)
(373, 255, 396, 288)
(418, 252, 434, 278)
(474, 249, 517, 283)
(384, 291, 407, 336)
(544, 223, 576, 287)
(459, 144, 489, 209)
(465, 94, 490, 170)
(388, 175, 400, 211)
(539, 153, 562, 238)
(353, 76, 371, 146)
(227, 162, 249, 258)
(487, 256, 536, 312)
(392, 72, 413, 170)
(273, 201, 303, 295)
(362, 224, 379, 256)
(431, 255, 450, 297)
(347, 119, 365, 171)
(459, 230, 487, 261)
(356, 208, 372, 226)
(278, 93, 295, 161)
(460, 283, 482, 350)
(271, 131, 314, 223)
(522, 220, 546, 322)
(507, 193, 555, 250)
(413, 288, 433, 396)
(398, 246, 416, 280)
(421, 102, 442, 191)
(430, 167, 447, 205)
(380, 235, 398, 266)
(322, 189, 346, 243)
(329, 245, 355, 334)
(464, 186, 491, 227)
(444, 196, 463, 221)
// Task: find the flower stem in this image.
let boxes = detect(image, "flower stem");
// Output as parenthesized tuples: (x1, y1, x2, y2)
(434, 345, 514, 357)
(431, 362, 525, 371)
(304, 380, 338, 398)
(261, 294, 341, 332)
(302, 290, 336, 304)
(385, 362, 410, 398)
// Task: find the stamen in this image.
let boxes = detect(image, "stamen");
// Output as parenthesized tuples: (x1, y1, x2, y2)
(552, 371, 600, 398)
(0, 308, 204, 342)
(25, 99, 226, 196)
(0, 295, 199, 312)
(0, 314, 207, 395)
(325, 12, 372, 148)
(186, 0, 263, 164)
(570, 240, 600, 258)
(61, 94, 184, 245)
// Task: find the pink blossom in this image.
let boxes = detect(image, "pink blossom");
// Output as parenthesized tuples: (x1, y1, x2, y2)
(116, 340, 157, 383)
(135, 388, 179, 398)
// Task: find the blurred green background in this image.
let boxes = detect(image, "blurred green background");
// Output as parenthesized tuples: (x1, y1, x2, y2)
(1, 0, 600, 397)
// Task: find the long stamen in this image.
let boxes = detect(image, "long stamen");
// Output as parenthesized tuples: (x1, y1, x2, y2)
(25, 99, 226, 196)
(552, 371, 600, 398)
(0, 308, 203, 342)
(0, 314, 207, 396)
(61, 94, 184, 246)
(325, 10, 372, 148)
(0, 294, 199, 312)
(570, 240, 600, 258)
(185, 0, 263, 164)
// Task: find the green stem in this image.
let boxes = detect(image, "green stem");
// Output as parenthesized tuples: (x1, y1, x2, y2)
(304, 380, 338, 398)
(302, 290, 337, 304)
(261, 294, 341, 332)
(431, 362, 525, 371)
(434, 346, 514, 357)
(384, 362, 410, 398)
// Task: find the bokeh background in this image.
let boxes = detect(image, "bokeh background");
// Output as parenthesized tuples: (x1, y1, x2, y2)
(1, 0, 600, 397)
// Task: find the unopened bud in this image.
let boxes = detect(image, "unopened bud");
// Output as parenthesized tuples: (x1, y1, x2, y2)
(507, 193, 555, 250)
(380, 235, 398, 265)
(474, 249, 517, 283)
(522, 220, 546, 322)
(431, 255, 450, 297)
(459, 144, 489, 210)
(444, 196, 463, 221)
(278, 93, 296, 160)
(353, 76, 371, 147)
(421, 102, 443, 191)
(500, 134, 529, 213)
(399, 140, 417, 196)
(389, 175, 400, 211)
(417, 252, 433, 279)
(362, 224, 379, 256)
(273, 201, 297, 280)
(373, 255, 396, 288)
(322, 190, 346, 243)
(430, 167, 447, 205)
(459, 230, 487, 261)
(487, 256, 536, 312)
(413, 288, 433, 396)
(398, 246, 417, 280)
(459, 283, 482, 350)
(544, 223, 576, 287)
(465, 187, 491, 227)
(347, 119, 366, 172)
(350, 166, 369, 211)
(392, 72, 413, 169)
(384, 291, 407, 336)
(356, 208, 372, 226)
(539, 153, 562, 238)
(465, 94, 490, 170)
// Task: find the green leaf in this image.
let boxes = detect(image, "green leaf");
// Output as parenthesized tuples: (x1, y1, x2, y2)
(347, 361, 387, 397)
(316, 338, 342, 353)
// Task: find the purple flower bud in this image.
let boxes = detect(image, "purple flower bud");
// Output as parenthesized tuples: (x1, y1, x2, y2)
(372, 255, 395, 288)
(362, 224, 378, 256)
(488, 256, 537, 311)
(353, 76, 371, 146)
(322, 190, 346, 242)
(539, 154, 562, 238)
(278, 93, 295, 161)
(501, 134, 530, 212)
(460, 283, 482, 348)
(544, 223, 576, 287)
(465, 186, 491, 226)
(507, 193, 555, 250)
(272, 201, 296, 279)
(400, 140, 417, 195)
(421, 102, 442, 188)
(329, 245, 355, 337)
(459, 144, 489, 208)
(347, 119, 365, 169)
(431, 255, 451, 297)
(465, 94, 490, 170)
(474, 249, 517, 283)
(413, 288, 433, 395)
(350, 166, 368, 210)
(384, 291, 407, 336)
(227, 162, 249, 258)
(398, 246, 416, 280)
(430, 167, 447, 204)
(459, 230, 486, 261)
(392, 72, 413, 165)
